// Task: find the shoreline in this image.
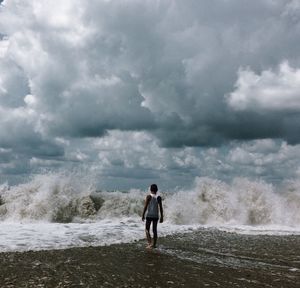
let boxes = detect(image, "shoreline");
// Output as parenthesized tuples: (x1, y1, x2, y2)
(1, 230, 300, 287)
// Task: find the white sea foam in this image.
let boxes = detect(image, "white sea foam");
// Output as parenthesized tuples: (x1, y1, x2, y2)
(0, 172, 96, 222)
(165, 177, 300, 227)
(0, 219, 196, 252)
(0, 173, 300, 252)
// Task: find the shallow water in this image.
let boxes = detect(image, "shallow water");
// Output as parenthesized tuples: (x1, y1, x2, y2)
(2, 219, 300, 253)
(153, 229, 300, 287)
(1, 228, 299, 287)
(0, 219, 196, 252)
(158, 228, 300, 270)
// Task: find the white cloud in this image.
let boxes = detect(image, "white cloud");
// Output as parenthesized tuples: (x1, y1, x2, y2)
(0, 37, 8, 57)
(226, 140, 300, 179)
(3, 0, 300, 147)
(24, 94, 37, 107)
(227, 62, 300, 111)
(1, 1, 300, 187)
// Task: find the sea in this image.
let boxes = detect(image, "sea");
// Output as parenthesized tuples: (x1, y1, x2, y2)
(0, 173, 300, 253)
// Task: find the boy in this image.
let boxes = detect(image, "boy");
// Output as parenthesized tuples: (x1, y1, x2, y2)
(142, 184, 163, 248)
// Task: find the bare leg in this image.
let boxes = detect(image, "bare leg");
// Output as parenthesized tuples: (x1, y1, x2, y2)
(145, 219, 152, 247)
(152, 219, 158, 248)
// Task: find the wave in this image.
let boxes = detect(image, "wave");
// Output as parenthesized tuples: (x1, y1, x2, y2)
(1, 174, 300, 228)
(166, 177, 300, 227)
(0, 173, 145, 223)
(0, 173, 97, 222)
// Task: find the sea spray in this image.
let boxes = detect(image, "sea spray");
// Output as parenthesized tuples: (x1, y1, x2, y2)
(1, 174, 300, 252)
(1, 174, 300, 228)
(165, 178, 237, 225)
(0, 172, 97, 222)
(94, 190, 144, 220)
(165, 177, 299, 227)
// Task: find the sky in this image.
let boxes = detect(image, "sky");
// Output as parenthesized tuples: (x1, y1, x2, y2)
(0, 0, 300, 190)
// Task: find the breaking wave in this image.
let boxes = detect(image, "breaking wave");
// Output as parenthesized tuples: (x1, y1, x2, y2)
(0, 173, 145, 223)
(166, 177, 300, 227)
(1, 173, 300, 228)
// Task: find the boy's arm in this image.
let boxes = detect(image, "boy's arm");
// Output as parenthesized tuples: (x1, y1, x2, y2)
(142, 195, 151, 221)
(158, 196, 163, 223)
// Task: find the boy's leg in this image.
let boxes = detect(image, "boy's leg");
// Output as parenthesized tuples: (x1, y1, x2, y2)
(145, 218, 152, 246)
(152, 219, 158, 248)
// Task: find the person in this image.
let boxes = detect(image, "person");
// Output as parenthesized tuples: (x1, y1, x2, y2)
(142, 184, 163, 249)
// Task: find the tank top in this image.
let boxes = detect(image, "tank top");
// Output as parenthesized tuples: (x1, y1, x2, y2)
(147, 194, 160, 218)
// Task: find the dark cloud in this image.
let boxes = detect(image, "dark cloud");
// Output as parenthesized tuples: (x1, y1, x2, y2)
(1, 0, 300, 147)
(1, 0, 300, 186)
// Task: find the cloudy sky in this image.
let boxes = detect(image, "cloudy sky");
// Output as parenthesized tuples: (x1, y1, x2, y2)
(1, 0, 300, 190)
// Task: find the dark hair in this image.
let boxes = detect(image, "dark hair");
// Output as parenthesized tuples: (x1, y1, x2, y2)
(150, 184, 158, 193)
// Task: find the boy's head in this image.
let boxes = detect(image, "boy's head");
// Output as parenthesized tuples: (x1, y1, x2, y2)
(150, 184, 158, 193)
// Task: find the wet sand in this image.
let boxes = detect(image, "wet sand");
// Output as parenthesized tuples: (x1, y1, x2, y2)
(0, 229, 300, 287)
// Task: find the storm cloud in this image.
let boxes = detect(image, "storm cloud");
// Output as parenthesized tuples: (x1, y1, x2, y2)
(0, 0, 300, 188)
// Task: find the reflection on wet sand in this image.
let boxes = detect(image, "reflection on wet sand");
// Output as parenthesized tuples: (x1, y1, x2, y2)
(0, 229, 299, 287)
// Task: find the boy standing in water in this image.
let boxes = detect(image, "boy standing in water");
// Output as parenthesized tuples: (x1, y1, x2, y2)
(142, 184, 163, 249)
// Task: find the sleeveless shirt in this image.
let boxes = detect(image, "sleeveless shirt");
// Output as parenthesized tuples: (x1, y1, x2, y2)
(147, 194, 161, 218)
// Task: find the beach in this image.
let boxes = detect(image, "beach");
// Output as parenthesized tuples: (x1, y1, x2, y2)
(0, 229, 299, 287)
(2, 1, 300, 287)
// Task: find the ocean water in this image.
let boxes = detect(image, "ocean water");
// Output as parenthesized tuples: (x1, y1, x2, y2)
(0, 173, 300, 252)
